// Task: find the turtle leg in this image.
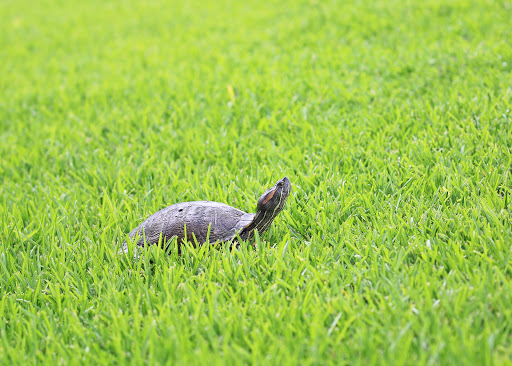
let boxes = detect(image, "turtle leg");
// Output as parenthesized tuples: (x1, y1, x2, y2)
(119, 240, 142, 260)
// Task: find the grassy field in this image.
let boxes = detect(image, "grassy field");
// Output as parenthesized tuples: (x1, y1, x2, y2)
(1, 0, 512, 364)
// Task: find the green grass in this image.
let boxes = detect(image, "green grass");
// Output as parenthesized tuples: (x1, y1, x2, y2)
(1, 0, 512, 364)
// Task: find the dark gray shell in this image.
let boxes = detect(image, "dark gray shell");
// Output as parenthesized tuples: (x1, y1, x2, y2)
(123, 201, 254, 250)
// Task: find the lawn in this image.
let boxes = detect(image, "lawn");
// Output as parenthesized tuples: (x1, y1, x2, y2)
(1, 0, 511, 364)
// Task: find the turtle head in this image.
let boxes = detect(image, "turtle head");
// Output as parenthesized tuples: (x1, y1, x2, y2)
(238, 177, 291, 241)
(256, 176, 291, 215)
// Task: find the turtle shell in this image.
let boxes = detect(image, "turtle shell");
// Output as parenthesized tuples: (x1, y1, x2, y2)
(125, 201, 255, 248)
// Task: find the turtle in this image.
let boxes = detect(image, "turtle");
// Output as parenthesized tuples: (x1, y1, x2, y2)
(121, 177, 291, 254)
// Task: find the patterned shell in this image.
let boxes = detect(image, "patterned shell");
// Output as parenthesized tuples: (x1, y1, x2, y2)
(126, 201, 255, 247)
